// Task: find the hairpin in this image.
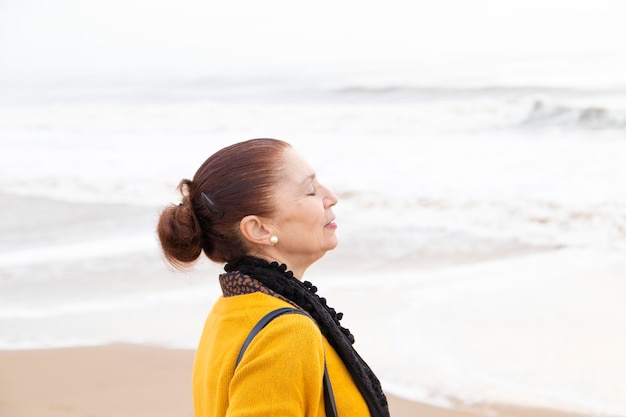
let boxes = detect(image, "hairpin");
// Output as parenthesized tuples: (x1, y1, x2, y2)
(201, 192, 225, 220)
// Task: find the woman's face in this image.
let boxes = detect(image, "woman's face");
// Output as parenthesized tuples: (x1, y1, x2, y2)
(267, 147, 338, 274)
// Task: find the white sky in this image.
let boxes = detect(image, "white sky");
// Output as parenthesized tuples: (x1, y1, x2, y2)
(0, 0, 625, 77)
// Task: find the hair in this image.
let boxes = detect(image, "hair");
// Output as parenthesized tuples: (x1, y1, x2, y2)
(157, 138, 291, 267)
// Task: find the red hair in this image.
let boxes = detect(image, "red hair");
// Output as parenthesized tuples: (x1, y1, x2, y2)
(157, 138, 290, 267)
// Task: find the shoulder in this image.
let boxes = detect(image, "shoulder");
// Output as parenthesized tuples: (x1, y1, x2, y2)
(228, 293, 319, 335)
(238, 306, 324, 368)
(250, 308, 321, 347)
(205, 293, 324, 365)
(226, 309, 327, 416)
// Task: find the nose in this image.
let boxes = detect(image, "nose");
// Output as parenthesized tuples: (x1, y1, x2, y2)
(323, 186, 338, 208)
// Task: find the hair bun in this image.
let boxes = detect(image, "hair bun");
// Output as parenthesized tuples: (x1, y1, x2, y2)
(157, 194, 204, 268)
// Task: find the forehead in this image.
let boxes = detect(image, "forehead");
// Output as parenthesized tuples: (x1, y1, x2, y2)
(280, 147, 315, 181)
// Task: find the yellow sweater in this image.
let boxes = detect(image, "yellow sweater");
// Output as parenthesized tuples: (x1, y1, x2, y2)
(193, 292, 371, 417)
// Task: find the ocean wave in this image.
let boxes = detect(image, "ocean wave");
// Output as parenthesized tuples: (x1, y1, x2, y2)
(520, 100, 626, 129)
(0, 235, 157, 268)
(336, 194, 626, 253)
(329, 84, 626, 130)
(332, 84, 626, 98)
(0, 287, 209, 319)
(333, 85, 580, 98)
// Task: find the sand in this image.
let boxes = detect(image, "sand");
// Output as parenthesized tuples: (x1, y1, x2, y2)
(0, 344, 589, 417)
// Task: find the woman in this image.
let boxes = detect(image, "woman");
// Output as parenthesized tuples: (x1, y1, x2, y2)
(157, 138, 389, 417)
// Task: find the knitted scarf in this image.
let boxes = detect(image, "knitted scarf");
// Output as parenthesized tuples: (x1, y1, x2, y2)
(224, 256, 390, 417)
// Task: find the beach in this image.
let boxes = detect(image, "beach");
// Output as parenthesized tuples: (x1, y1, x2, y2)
(2, 45, 626, 416)
(0, 344, 590, 417)
(1, 192, 623, 416)
(2, 0, 626, 414)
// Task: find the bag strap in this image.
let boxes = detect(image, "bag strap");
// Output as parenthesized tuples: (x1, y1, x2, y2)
(322, 357, 339, 417)
(235, 307, 338, 417)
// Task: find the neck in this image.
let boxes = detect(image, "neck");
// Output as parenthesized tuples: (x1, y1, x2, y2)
(247, 253, 308, 280)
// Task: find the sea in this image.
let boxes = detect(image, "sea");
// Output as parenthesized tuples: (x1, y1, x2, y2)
(1, 52, 625, 416)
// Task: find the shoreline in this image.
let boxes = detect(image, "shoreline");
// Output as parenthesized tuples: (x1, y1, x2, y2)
(0, 344, 590, 417)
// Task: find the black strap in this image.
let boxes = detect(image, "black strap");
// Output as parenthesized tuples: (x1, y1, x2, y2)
(323, 360, 339, 417)
(235, 307, 338, 417)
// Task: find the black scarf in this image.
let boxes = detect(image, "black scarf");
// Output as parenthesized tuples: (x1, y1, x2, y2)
(224, 256, 390, 417)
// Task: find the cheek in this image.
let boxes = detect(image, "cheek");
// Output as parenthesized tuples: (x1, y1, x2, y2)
(290, 202, 324, 223)
(276, 200, 325, 231)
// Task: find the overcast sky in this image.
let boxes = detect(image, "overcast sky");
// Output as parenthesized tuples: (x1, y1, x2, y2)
(1, 0, 624, 78)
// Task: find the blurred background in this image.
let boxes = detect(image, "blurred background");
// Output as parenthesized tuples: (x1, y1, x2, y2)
(1, 1, 625, 415)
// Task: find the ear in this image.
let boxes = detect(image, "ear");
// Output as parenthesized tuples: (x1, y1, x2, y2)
(239, 215, 274, 246)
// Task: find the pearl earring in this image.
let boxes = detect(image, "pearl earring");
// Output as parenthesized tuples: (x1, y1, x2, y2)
(269, 236, 279, 245)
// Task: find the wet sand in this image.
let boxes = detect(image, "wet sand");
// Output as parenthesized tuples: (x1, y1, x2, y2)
(0, 344, 589, 417)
